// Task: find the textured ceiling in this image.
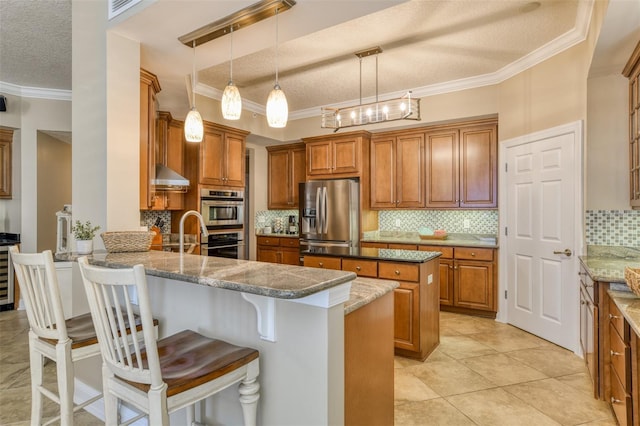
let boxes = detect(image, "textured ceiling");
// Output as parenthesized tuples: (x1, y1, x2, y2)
(0, 0, 639, 120)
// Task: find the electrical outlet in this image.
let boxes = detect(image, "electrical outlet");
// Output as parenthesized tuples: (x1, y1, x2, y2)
(463, 219, 470, 229)
(395, 219, 401, 227)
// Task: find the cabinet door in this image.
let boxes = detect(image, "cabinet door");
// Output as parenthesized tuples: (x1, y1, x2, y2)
(268, 149, 291, 209)
(200, 128, 226, 186)
(454, 260, 494, 311)
(257, 246, 279, 264)
(459, 124, 497, 208)
(333, 137, 360, 175)
(307, 141, 333, 176)
(281, 247, 301, 266)
(394, 282, 420, 352)
(140, 73, 159, 209)
(425, 129, 459, 208)
(224, 134, 245, 187)
(0, 130, 12, 199)
(304, 255, 341, 270)
(439, 259, 454, 306)
(370, 137, 396, 208)
(396, 134, 425, 208)
(164, 119, 185, 210)
(291, 146, 306, 208)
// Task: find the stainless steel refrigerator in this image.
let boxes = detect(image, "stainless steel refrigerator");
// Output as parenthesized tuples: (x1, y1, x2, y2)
(299, 179, 360, 249)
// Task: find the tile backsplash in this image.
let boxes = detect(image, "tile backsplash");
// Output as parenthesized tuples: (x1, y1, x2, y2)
(255, 210, 298, 230)
(380, 210, 499, 234)
(585, 210, 640, 247)
(140, 211, 172, 234)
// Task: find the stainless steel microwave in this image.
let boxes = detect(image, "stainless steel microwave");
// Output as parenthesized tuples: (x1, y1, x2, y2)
(200, 189, 244, 228)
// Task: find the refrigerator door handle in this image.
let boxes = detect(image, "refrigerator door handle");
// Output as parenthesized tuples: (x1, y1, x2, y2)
(322, 186, 328, 234)
(315, 187, 322, 234)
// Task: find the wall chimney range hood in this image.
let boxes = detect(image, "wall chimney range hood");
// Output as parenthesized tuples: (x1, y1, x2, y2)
(151, 164, 190, 192)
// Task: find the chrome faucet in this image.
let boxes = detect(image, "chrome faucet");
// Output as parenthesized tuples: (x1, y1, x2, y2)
(179, 210, 209, 255)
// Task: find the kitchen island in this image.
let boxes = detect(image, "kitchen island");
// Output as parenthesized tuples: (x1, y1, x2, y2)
(302, 246, 441, 361)
(64, 250, 396, 425)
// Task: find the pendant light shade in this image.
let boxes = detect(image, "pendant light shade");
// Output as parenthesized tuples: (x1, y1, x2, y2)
(266, 84, 288, 128)
(221, 27, 242, 120)
(185, 41, 204, 142)
(266, 7, 288, 128)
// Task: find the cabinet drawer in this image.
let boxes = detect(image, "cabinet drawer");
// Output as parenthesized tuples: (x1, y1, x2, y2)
(419, 245, 453, 259)
(609, 299, 628, 341)
(388, 243, 418, 251)
(379, 263, 419, 282)
(610, 361, 632, 426)
(257, 236, 280, 246)
(281, 238, 300, 248)
(342, 259, 378, 278)
(360, 241, 388, 249)
(609, 322, 631, 390)
(454, 247, 493, 261)
(304, 256, 342, 270)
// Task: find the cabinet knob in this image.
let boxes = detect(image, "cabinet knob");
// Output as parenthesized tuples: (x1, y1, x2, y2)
(394, 270, 400, 276)
(471, 252, 476, 257)
(584, 283, 593, 288)
(580, 300, 586, 305)
(454, 266, 458, 270)
(356, 266, 361, 271)
(610, 314, 620, 319)
(611, 397, 622, 404)
(319, 262, 324, 268)
(611, 350, 622, 357)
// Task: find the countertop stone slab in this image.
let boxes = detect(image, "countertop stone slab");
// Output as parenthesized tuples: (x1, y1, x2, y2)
(77, 250, 356, 299)
(362, 231, 498, 248)
(579, 245, 640, 283)
(608, 290, 640, 337)
(303, 246, 441, 263)
(344, 278, 399, 315)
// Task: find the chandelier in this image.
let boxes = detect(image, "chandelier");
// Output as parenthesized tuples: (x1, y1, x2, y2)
(321, 47, 421, 132)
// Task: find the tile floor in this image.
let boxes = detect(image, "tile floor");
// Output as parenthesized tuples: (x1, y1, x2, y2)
(394, 311, 616, 425)
(0, 309, 616, 425)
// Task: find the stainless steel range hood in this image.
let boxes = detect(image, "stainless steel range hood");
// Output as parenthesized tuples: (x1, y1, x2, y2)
(151, 164, 190, 192)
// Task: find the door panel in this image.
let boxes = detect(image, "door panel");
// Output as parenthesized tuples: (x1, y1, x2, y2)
(397, 134, 425, 208)
(425, 129, 458, 207)
(370, 138, 396, 208)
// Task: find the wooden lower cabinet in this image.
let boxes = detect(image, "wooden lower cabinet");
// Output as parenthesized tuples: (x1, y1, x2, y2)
(256, 236, 300, 265)
(345, 290, 394, 426)
(304, 254, 440, 360)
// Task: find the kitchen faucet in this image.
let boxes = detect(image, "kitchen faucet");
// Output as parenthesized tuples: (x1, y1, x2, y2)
(179, 210, 209, 255)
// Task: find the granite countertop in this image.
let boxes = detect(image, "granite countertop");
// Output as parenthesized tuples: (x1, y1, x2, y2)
(257, 232, 299, 238)
(608, 290, 640, 337)
(344, 278, 399, 315)
(579, 245, 640, 283)
(68, 250, 356, 300)
(362, 231, 498, 248)
(302, 246, 442, 263)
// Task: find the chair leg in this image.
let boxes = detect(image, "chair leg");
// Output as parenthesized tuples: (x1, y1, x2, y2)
(28, 340, 43, 426)
(186, 404, 195, 425)
(56, 340, 75, 426)
(147, 383, 169, 426)
(102, 364, 119, 426)
(239, 378, 260, 426)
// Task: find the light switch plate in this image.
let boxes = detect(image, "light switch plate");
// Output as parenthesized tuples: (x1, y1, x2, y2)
(427, 274, 433, 284)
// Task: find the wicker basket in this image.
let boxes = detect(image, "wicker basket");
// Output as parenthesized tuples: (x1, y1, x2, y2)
(624, 267, 640, 297)
(101, 231, 154, 253)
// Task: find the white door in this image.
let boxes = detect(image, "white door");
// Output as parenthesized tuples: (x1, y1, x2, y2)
(501, 122, 582, 352)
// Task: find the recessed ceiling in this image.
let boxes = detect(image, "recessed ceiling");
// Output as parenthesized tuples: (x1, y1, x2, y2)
(1, 0, 639, 122)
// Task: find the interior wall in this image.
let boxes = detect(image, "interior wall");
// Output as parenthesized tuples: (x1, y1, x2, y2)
(586, 73, 629, 210)
(246, 142, 268, 260)
(37, 132, 71, 252)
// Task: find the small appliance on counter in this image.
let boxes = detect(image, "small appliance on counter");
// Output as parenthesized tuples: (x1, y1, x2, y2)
(287, 215, 298, 234)
(55, 204, 73, 256)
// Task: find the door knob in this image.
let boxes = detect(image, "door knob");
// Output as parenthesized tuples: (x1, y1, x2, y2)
(553, 248, 572, 257)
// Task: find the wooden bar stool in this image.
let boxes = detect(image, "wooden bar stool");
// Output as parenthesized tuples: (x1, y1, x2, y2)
(9, 246, 103, 426)
(77, 257, 260, 426)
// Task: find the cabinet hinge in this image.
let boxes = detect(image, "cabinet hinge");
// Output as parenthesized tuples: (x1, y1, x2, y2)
(505, 163, 508, 172)
(504, 290, 508, 299)
(504, 227, 508, 236)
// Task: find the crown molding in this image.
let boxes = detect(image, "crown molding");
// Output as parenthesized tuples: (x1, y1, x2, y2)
(196, 82, 267, 116)
(0, 81, 72, 101)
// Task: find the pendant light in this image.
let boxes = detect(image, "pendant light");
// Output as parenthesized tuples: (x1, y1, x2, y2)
(184, 40, 204, 142)
(266, 7, 288, 128)
(221, 26, 242, 120)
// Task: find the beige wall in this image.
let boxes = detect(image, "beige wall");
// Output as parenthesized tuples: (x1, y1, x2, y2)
(37, 132, 71, 252)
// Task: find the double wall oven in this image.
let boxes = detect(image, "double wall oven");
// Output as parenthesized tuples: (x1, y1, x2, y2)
(200, 188, 246, 260)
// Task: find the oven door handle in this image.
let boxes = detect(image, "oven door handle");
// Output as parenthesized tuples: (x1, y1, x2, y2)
(206, 244, 243, 249)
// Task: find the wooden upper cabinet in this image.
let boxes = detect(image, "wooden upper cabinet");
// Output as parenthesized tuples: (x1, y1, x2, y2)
(370, 133, 425, 209)
(303, 131, 370, 179)
(459, 124, 497, 208)
(623, 40, 640, 208)
(140, 68, 161, 210)
(0, 128, 13, 199)
(425, 128, 459, 208)
(425, 120, 497, 208)
(267, 142, 306, 209)
(200, 122, 247, 188)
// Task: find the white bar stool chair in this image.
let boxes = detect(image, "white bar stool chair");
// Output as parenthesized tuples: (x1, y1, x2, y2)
(9, 246, 103, 426)
(77, 257, 260, 426)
